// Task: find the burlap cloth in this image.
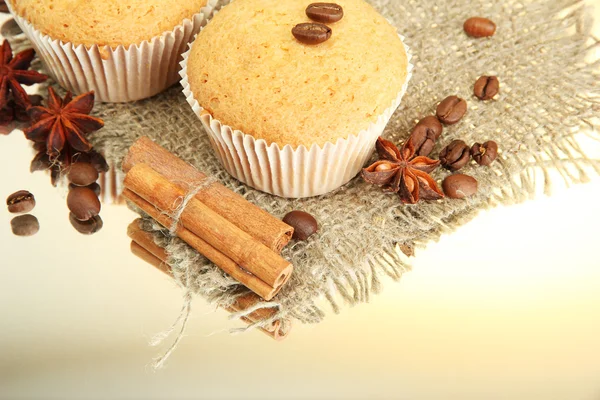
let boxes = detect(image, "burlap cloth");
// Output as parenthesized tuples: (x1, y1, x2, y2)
(6, 0, 599, 357)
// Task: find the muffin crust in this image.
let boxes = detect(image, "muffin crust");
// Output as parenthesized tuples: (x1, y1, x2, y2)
(187, 0, 408, 148)
(8, 0, 208, 48)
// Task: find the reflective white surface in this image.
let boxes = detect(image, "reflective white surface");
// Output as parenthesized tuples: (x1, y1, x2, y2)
(1, 4, 600, 399)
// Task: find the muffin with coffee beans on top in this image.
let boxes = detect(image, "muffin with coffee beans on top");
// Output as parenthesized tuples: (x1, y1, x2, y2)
(6, 0, 217, 102)
(182, 0, 412, 198)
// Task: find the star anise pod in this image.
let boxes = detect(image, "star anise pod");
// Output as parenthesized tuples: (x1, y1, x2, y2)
(362, 137, 444, 204)
(0, 41, 48, 110)
(24, 87, 104, 157)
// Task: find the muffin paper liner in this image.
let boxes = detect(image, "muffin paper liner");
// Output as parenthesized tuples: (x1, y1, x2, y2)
(7, 0, 217, 102)
(180, 34, 413, 198)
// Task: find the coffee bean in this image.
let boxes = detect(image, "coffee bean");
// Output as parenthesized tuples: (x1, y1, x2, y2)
(439, 140, 471, 171)
(69, 212, 103, 235)
(416, 116, 443, 138)
(67, 187, 101, 221)
(471, 141, 498, 166)
(474, 76, 499, 100)
(69, 182, 101, 197)
(283, 211, 318, 241)
(463, 17, 496, 38)
(306, 3, 344, 23)
(292, 23, 332, 45)
(409, 116, 443, 157)
(6, 190, 36, 214)
(443, 174, 478, 199)
(436, 96, 467, 125)
(68, 162, 99, 186)
(11, 214, 40, 237)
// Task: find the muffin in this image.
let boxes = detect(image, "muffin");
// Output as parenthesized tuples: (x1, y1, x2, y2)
(182, 0, 412, 198)
(7, 0, 217, 102)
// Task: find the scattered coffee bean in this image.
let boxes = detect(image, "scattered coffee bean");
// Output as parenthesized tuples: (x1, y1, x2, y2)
(416, 116, 443, 137)
(10, 214, 40, 237)
(6, 190, 36, 214)
(439, 140, 471, 171)
(471, 141, 498, 166)
(306, 3, 344, 23)
(67, 187, 101, 221)
(69, 182, 101, 197)
(283, 211, 318, 241)
(442, 174, 478, 199)
(409, 116, 443, 157)
(69, 213, 103, 235)
(463, 17, 496, 38)
(68, 162, 99, 186)
(436, 96, 467, 125)
(474, 76, 499, 100)
(292, 23, 332, 45)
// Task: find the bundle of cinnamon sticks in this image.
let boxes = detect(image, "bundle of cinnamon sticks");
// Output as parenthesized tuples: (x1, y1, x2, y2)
(122, 137, 294, 301)
(128, 219, 291, 340)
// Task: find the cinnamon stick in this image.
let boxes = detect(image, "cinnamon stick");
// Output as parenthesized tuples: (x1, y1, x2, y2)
(123, 189, 288, 301)
(127, 221, 169, 262)
(224, 308, 288, 340)
(124, 164, 292, 289)
(227, 293, 283, 333)
(128, 224, 290, 340)
(129, 246, 287, 339)
(122, 137, 293, 252)
(128, 225, 280, 328)
(131, 241, 172, 276)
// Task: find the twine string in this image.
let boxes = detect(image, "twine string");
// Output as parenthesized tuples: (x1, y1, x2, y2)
(149, 176, 217, 369)
(167, 177, 218, 236)
(38, 0, 596, 367)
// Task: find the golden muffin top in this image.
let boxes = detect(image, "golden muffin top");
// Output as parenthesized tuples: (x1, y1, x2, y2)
(187, 0, 409, 148)
(9, 0, 208, 48)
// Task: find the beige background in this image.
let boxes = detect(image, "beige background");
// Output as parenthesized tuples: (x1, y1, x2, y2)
(1, 3, 600, 400)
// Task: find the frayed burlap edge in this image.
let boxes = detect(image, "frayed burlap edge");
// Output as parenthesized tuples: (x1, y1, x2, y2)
(4, 0, 599, 367)
(97, 0, 600, 362)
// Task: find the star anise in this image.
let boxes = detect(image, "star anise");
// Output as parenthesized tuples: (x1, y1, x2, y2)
(0, 41, 48, 110)
(24, 87, 104, 157)
(362, 137, 444, 204)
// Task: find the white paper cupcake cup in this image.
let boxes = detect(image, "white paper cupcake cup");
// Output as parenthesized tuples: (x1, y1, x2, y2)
(7, 0, 218, 103)
(181, 35, 413, 198)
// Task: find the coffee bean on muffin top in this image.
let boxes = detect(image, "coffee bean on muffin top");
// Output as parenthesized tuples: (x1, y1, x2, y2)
(186, 0, 409, 149)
